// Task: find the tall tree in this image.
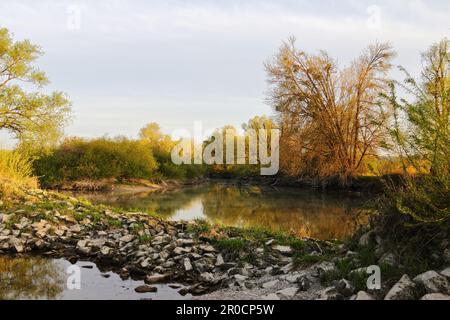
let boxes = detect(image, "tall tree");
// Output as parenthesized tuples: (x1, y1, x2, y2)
(385, 39, 449, 223)
(266, 37, 395, 183)
(0, 28, 70, 148)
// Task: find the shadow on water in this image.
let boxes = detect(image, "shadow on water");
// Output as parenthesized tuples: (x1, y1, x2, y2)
(70, 183, 373, 240)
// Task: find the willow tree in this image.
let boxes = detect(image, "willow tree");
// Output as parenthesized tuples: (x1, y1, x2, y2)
(0, 28, 70, 151)
(265, 37, 395, 183)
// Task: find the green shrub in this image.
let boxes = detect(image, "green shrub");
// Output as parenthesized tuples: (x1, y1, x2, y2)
(34, 137, 158, 186)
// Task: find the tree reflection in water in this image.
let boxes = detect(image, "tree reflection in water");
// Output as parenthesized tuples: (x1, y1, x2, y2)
(71, 184, 371, 240)
(0, 256, 64, 300)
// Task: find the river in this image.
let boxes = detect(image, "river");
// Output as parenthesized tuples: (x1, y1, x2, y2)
(67, 183, 372, 241)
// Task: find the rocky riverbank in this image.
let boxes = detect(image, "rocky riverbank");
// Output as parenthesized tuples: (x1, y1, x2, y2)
(0, 188, 449, 300)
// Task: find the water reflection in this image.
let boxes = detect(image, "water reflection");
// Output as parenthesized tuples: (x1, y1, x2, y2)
(0, 256, 64, 300)
(0, 256, 190, 300)
(71, 184, 371, 240)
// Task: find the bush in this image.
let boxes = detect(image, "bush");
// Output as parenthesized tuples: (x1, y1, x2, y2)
(34, 137, 158, 186)
(0, 150, 38, 197)
(384, 39, 450, 224)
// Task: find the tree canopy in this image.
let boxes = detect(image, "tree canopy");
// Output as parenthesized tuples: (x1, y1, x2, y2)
(0, 28, 71, 150)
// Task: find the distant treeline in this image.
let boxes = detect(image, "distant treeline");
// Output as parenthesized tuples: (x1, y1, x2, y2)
(33, 120, 268, 187)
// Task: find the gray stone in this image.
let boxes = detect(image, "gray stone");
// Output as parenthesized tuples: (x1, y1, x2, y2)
(298, 275, 311, 291)
(349, 267, 367, 276)
(145, 273, 168, 283)
(272, 245, 293, 256)
(354, 291, 375, 300)
(100, 246, 112, 256)
(159, 250, 170, 260)
(358, 231, 373, 247)
(9, 237, 24, 253)
(439, 267, 450, 280)
(379, 252, 397, 266)
(314, 261, 335, 276)
(420, 293, 450, 300)
(199, 272, 216, 283)
(140, 258, 151, 268)
(316, 287, 343, 300)
(413, 270, 450, 294)
(119, 234, 135, 243)
(263, 293, 280, 300)
(215, 254, 224, 266)
(234, 274, 248, 284)
(174, 247, 191, 255)
(183, 257, 193, 271)
(262, 280, 279, 289)
(176, 238, 194, 247)
(332, 279, 355, 297)
(76, 239, 91, 255)
(228, 267, 249, 277)
(276, 287, 299, 299)
(280, 262, 294, 274)
(284, 274, 301, 283)
(384, 275, 417, 300)
(199, 245, 215, 253)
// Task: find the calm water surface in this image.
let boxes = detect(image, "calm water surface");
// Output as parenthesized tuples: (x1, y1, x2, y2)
(70, 184, 372, 240)
(0, 256, 190, 300)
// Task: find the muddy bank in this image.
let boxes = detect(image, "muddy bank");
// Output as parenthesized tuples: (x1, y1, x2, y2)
(46, 178, 208, 192)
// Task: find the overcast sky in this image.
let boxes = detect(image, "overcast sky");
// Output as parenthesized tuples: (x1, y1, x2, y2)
(0, 0, 449, 142)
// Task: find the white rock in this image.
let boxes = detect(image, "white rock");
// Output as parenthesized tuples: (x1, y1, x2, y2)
(262, 280, 279, 289)
(176, 239, 194, 246)
(384, 275, 417, 300)
(272, 245, 293, 255)
(280, 262, 294, 273)
(183, 258, 193, 271)
(263, 293, 280, 300)
(314, 262, 335, 276)
(100, 246, 112, 256)
(200, 272, 215, 283)
(284, 274, 301, 283)
(354, 291, 375, 300)
(174, 247, 191, 255)
(145, 273, 168, 283)
(215, 254, 224, 266)
(276, 287, 299, 299)
(119, 234, 135, 243)
(420, 293, 450, 300)
(439, 267, 450, 280)
(413, 270, 450, 294)
(10, 237, 24, 253)
(199, 245, 216, 253)
(76, 239, 91, 255)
